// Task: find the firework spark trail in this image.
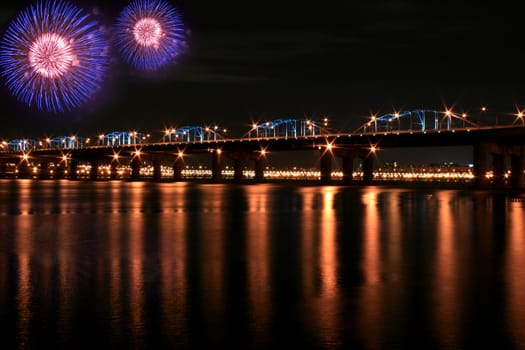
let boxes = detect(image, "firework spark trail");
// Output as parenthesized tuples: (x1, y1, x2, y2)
(115, 0, 186, 71)
(0, 0, 110, 113)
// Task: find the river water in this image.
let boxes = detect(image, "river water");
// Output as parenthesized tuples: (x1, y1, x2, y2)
(0, 180, 524, 349)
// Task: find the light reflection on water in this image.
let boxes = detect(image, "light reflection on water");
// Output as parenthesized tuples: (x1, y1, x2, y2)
(0, 180, 524, 349)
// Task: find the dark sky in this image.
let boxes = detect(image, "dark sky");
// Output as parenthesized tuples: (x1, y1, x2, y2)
(0, 0, 524, 164)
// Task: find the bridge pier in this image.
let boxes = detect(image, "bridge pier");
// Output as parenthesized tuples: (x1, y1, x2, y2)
(335, 148, 359, 185)
(255, 156, 266, 183)
(492, 153, 506, 189)
(341, 156, 354, 185)
(89, 160, 99, 181)
(153, 160, 162, 181)
(110, 161, 119, 180)
(510, 153, 524, 190)
(131, 157, 141, 181)
(474, 142, 489, 189)
(67, 159, 78, 180)
(320, 150, 332, 184)
(17, 161, 33, 179)
(474, 141, 525, 190)
(173, 157, 183, 181)
(233, 159, 244, 183)
(211, 150, 222, 183)
(0, 162, 6, 178)
(362, 154, 375, 185)
(38, 161, 50, 179)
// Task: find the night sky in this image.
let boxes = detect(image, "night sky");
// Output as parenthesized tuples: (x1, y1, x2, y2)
(0, 0, 524, 164)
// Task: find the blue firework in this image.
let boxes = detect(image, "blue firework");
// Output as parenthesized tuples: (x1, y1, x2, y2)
(115, 0, 186, 71)
(0, 0, 110, 113)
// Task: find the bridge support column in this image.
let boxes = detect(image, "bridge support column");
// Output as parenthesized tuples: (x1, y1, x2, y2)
(362, 154, 374, 185)
(474, 142, 489, 189)
(233, 159, 244, 183)
(89, 161, 99, 181)
(342, 156, 354, 185)
(54, 163, 65, 179)
(320, 151, 332, 184)
(211, 151, 222, 183)
(38, 161, 50, 179)
(153, 160, 162, 182)
(110, 161, 119, 180)
(173, 157, 183, 181)
(17, 162, 32, 179)
(131, 157, 141, 181)
(0, 162, 6, 178)
(255, 157, 266, 183)
(510, 153, 524, 190)
(492, 153, 506, 188)
(68, 159, 78, 180)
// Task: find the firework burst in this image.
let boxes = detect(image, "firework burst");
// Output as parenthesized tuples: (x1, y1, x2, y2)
(115, 0, 186, 71)
(0, 0, 110, 113)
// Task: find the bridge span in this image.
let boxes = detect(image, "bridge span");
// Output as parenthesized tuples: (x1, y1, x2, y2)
(1, 111, 524, 189)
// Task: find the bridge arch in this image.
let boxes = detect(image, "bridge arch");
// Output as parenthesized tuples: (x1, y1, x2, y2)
(163, 125, 227, 142)
(49, 136, 84, 149)
(245, 118, 330, 139)
(7, 139, 36, 151)
(100, 131, 145, 146)
(354, 109, 479, 134)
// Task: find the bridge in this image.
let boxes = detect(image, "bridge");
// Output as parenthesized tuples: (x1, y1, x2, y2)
(1, 110, 524, 189)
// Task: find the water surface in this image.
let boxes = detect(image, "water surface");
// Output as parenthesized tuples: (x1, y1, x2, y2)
(0, 180, 524, 349)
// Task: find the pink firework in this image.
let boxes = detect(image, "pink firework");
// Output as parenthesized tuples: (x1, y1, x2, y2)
(28, 33, 76, 79)
(115, 0, 186, 71)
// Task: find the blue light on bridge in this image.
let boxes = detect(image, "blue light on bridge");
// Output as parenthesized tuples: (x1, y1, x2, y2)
(163, 125, 226, 142)
(355, 109, 479, 134)
(50, 136, 84, 149)
(100, 131, 145, 146)
(7, 139, 36, 151)
(247, 118, 330, 139)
